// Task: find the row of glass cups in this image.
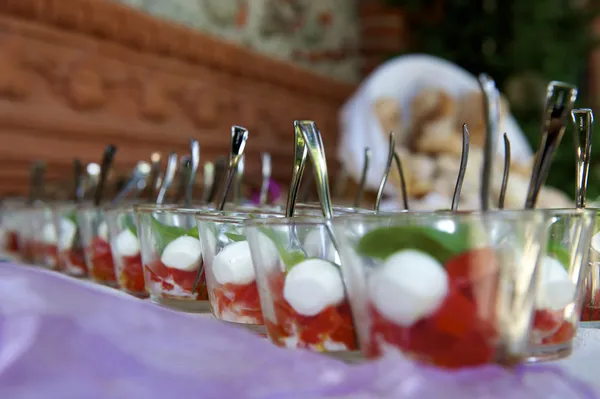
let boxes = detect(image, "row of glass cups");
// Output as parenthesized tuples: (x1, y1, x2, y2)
(0, 203, 124, 283)
(1, 202, 598, 368)
(136, 205, 597, 366)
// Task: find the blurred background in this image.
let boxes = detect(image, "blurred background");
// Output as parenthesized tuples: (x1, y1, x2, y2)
(0, 0, 598, 207)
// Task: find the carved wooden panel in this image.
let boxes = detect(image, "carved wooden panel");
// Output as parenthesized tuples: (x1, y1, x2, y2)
(0, 0, 354, 196)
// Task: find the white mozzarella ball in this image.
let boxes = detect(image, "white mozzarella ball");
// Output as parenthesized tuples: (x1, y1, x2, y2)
(114, 229, 140, 257)
(536, 255, 575, 311)
(303, 229, 338, 263)
(42, 222, 58, 244)
(213, 241, 255, 285)
(160, 235, 203, 272)
(58, 218, 77, 250)
(97, 221, 109, 242)
(368, 250, 449, 326)
(283, 258, 345, 316)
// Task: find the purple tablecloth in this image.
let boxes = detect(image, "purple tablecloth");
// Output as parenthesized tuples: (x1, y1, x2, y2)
(0, 262, 596, 399)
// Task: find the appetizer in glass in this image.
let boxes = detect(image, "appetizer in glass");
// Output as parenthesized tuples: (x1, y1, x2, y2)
(246, 217, 357, 352)
(136, 205, 208, 312)
(529, 209, 594, 361)
(197, 212, 266, 329)
(55, 205, 87, 277)
(106, 207, 147, 297)
(29, 206, 59, 268)
(18, 208, 37, 264)
(47, 204, 82, 274)
(333, 211, 548, 369)
(581, 212, 600, 323)
(0, 209, 21, 256)
(78, 206, 117, 286)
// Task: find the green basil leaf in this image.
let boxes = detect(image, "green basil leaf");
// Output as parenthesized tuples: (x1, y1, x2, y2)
(65, 211, 78, 224)
(225, 232, 246, 242)
(547, 242, 570, 271)
(356, 226, 466, 263)
(187, 227, 199, 239)
(284, 251, 307, 271)
(151, 216, 196, 253)
(123, 214, 138, 237)
(258, 226, 306, 269)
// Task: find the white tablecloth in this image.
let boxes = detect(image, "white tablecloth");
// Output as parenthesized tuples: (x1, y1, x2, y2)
(556, 327, 600, 392)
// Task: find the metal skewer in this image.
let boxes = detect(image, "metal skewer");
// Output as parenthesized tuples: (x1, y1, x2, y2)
(451, 124, 470, 211)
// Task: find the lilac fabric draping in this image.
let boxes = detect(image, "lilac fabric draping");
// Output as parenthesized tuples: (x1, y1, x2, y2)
(0, 262, 596, 399)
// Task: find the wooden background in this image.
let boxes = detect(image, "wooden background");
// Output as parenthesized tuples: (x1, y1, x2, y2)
(0, 0, 355, 197)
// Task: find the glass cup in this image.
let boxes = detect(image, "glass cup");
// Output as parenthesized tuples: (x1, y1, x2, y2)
(105, 206, 147, 298)
(77, 205, 117, 286)
(54, 204, 87, 277)
(135, 205, 209, 312)
(579, 209, 600, 324)
(29, 205, 61, 269)
(245, 217, 358, 352)
(17, 208, 39, 264)
(197, 212, 270, 331)
(528, 208, 595, 361)
(332, 211, 549, 369)
(0, 203, 25, 258)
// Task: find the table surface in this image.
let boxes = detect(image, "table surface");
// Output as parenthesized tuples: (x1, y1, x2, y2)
(1, 259, 600, 398)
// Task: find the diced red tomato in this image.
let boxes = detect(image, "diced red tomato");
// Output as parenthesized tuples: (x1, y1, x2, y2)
(433, 327, 496, 368)
(212, 279, 264, 324)
(366, 248, 498, 368)
(5, 230, 19, 252)
(62, 247, 87, 275)
(431, 288, 477, 338)
(21, 240, 35, 263)
(533, 309, 575, 345)
(542, 321, 576, 345)
(533, 309, 563, 333)
(264, 272, 357, 351)
(581, 305, 600, 322)
(87, 237, 116, 285)
(41, 243, 59, 269)
(145, 260, 208, 300)
(445, 248, 499, 321)
(117, 254, 147, 297)
(581, 281, 600, 321)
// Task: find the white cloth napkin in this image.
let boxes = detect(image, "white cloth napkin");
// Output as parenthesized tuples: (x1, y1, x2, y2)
(338, 54, 533, 197)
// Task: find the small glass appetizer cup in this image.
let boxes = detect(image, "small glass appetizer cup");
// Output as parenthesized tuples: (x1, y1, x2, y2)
(579, 209, 600, 324)
(17, 208, 38, 264)
(197, 212, 269, 331)
(245, 216, 358, 352)
(0, 205, 24, 257)
(30, 205, 61, 269)
(77, 205, 117, 286)
(54, 204, 87, 277)
(106, 206, 147, 298)
(528, 208, 595, 361)
(135, 205, 209, 312)
(332, 211, 549, 369)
